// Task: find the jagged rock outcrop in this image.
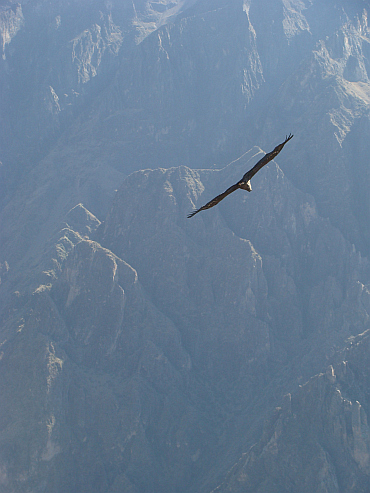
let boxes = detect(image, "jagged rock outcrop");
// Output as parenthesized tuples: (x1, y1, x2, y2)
(102, 151, 370, 376)
(213, 333, 370, 493)
(0, 0, 196, 203)
(258, 9, 370, 252)
(0, 213, 208, 492)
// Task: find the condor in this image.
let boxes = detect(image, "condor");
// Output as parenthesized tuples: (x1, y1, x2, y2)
(187, 134, 293, 218)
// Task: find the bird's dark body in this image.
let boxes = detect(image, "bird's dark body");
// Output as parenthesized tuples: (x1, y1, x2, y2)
(187, 134, 293, 218)
(239, 180, 252, 191)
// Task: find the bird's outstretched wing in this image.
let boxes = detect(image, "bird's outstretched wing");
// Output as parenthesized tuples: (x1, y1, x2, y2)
(187, 183, 240, 218)
(187, 134, 293, 218)
(242, 133, 293, 183)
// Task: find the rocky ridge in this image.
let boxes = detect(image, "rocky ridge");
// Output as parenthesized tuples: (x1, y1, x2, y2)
(213, 334, 370, 493)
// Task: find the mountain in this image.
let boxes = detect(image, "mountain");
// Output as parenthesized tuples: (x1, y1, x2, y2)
(213, 335, 370, 493)
(1, 0, 370, 492)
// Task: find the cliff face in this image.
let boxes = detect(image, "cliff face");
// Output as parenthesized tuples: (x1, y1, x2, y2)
(0, 0, 195, 203)
(213, 334, 370, 493)
(258, 8, 370, 253)
(1, 0, 370, 492)
(101, 154, 370, 373)
(0, 207, 196, 493)
(2, 157, 370, 492)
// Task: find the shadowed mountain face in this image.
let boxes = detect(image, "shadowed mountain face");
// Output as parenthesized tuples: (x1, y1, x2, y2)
(1, 0, 370, 492)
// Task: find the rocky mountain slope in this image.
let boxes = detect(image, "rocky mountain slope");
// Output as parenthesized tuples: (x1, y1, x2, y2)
(213, 335, 370, 493)
(1, 155, 370, 492)
(1, 0, 370, 492)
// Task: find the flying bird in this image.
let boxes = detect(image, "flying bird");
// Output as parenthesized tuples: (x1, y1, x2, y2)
(187, 134, 293, 218)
